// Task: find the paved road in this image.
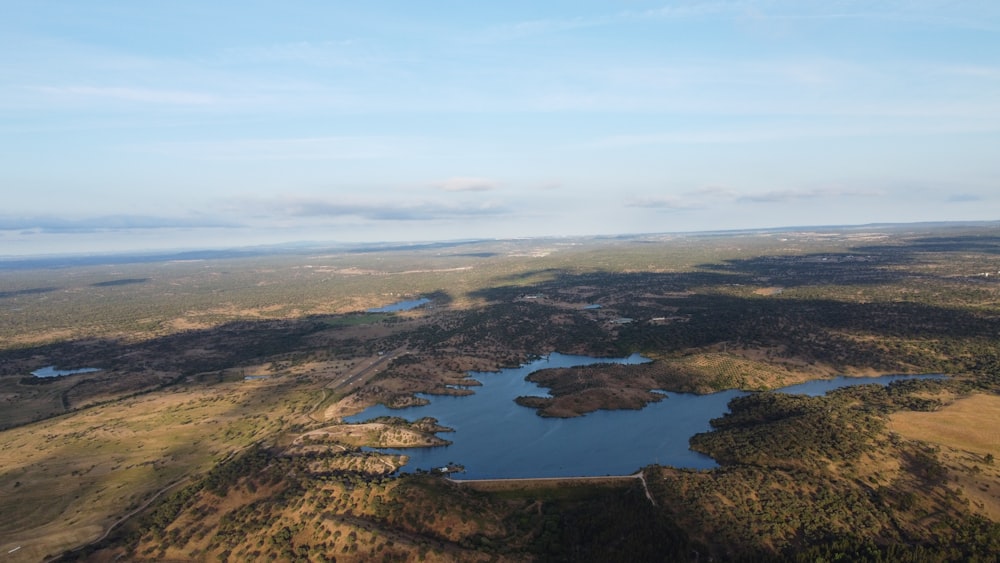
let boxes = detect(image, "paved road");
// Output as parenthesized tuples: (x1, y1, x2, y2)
(307, 347, 408, 422)
(329, 347, 408, 391)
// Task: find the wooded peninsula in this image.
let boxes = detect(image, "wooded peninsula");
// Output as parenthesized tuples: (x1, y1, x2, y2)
(2, 223, 999, 561)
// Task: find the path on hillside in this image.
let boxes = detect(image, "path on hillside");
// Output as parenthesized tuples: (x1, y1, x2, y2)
(636, 469, 657, 506)
(44, 477, 190, 563)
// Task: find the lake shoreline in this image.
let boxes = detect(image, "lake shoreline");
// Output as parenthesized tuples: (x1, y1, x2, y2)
(347, 352, 944, 479)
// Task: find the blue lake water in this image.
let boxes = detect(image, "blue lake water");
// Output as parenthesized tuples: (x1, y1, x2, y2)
(31, 366, 100, 378)
(775, 374, 942, 396)
(367, 298, 431, 313)
(346, 353, 942, 479)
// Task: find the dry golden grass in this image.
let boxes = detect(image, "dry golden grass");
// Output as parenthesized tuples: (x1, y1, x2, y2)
(129, 475, 508, 563)
(146, 479, 286, 562)
(0, 377, 314, 561)
(890, 393, 1000, 520)
(0, 378, 68, 431)
(5, 328, 78, 347)
(303, 452, 408, 475)
(325, 394, 372, 421)
(891, 394, 1000, 456)
(658, 351, 809, 391)
(933, 445, 1000, 521)
(167, 316, 215, 331)
(752, 286, 785, 296)
(295, 423, 449, 448)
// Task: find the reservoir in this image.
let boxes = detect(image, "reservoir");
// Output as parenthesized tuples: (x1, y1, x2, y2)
(367, 297, 431, 313)
(31, 366, 100, 378)
(346, 353, 941, 479)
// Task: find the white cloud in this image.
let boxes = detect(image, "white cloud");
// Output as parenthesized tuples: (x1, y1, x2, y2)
(623, 185, 884, 212)
(223, 196, 509, 222)
(946, 193, 985, 203)
(435, 177, 500, 192)
(0, 214, 236, 232)
(624, 195, 700, 210)
(688, 186, 741, 199)
(736, 187, 883, 203)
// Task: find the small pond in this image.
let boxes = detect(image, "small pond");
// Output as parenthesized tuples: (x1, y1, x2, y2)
(31, 366, 101, 378)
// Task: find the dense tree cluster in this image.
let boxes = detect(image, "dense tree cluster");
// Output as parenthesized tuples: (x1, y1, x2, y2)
(10, 228, 1000, 561)
(690, 392, 884, 468)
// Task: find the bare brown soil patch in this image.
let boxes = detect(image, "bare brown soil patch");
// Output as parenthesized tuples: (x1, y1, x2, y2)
(325, 394, 372, 420)
(753, 286, 784, 296)
(168, 316, 214, 331)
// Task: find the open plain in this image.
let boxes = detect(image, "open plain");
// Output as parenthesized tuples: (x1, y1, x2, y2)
(1, 224, 1000, 561)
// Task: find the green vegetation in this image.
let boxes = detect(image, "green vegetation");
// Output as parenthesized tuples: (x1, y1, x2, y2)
(2, 224, 1000, 560)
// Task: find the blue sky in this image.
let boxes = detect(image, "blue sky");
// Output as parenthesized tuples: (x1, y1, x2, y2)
(2, 1, 999, 255)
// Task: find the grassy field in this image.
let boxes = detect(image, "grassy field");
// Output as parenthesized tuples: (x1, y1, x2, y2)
(0, 376, 313, 561)
(3, 225, 1000, 560)
(891, 393, 1000, 455)
(890, 393, 1000, 519)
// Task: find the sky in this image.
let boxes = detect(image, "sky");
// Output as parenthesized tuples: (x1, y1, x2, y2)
(2, 1, 999, 256)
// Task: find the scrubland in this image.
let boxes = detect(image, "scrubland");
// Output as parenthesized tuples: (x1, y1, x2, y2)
(1, 224, 999, 560)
